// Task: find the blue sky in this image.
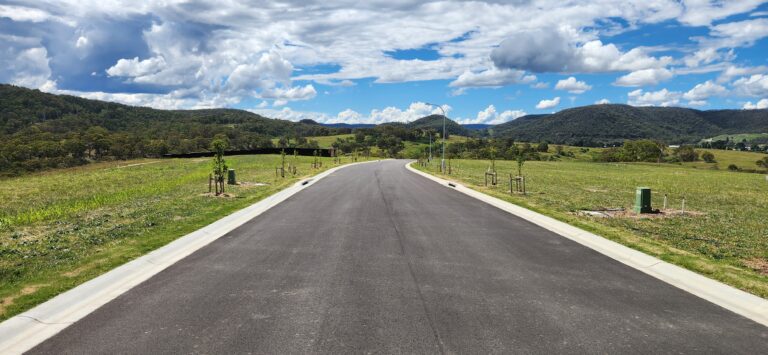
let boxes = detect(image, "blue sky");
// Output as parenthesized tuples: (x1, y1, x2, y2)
(1, 1, 768, 124)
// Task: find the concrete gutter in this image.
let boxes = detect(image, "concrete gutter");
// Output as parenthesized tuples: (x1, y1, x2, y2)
(405, 161, 768, 327)
(0, 160, 381, 354)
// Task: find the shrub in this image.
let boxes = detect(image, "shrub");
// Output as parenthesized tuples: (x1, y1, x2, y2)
(701, 151, 716, 163)
(757, 157, 768, 169)
(728, 164, 739, 171)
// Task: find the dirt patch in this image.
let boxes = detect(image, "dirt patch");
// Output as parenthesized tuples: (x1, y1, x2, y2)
(577, 208, 705, 219)
(62, 265, 90, 277)
(0, 285, 45, 314)
(115, 161, 161, 169)
(584, 187, 608, 193)
(199, 192, 237, 198)
(745, 258, 768, 275)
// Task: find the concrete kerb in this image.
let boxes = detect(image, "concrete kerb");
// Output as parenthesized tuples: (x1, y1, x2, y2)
(405, 161, 768, 327)
(0, 159, 384, 355)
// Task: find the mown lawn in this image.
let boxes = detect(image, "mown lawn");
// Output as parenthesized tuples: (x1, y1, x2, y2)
(416, 159, 768, 298)
(0, 154, 357, 320)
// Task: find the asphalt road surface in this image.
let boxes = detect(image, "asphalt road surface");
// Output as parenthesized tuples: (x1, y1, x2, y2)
(30, 160, 768, 354)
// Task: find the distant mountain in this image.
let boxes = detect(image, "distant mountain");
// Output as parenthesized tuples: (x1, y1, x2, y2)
(493, 104, 768, 145)
(404, 114, 471, 136)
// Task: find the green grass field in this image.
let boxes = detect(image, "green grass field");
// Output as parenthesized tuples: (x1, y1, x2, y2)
(416, 159, 768, 297)
(684, 148, 768, 171)
(0, 154, 359, 320)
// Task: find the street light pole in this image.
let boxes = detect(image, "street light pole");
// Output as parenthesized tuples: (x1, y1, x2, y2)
(428, 133, 432, 161)
(426, 102, 447, 172)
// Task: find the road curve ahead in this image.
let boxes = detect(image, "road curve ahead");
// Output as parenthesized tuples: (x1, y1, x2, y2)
(31, 160, 767, 354)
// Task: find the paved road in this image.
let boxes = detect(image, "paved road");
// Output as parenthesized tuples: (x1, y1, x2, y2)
(31, 160, 768, 354)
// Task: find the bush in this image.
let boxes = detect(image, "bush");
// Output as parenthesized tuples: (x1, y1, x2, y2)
(623, 140, 664, 162)
(728, 164, 739, 171)
(757, 157, 768, 169)
(675, 145, 699, 162)
(536, 142, 549, 152)
(701, 151, 716, 163)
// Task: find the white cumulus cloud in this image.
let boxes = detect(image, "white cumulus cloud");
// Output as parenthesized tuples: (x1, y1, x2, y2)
(106, 56, 167, 78)
(456, 105, 526, 125)
(743, 99, 768, 109)
(732, 74, 768, 97)
(614, 68, 673, 87)
(449, 68, 535, 88)
(536, 97, 561, 110)
(555, 76, 592, 94)
(628, 88, 681, 107)
(682, 80, 727, 104)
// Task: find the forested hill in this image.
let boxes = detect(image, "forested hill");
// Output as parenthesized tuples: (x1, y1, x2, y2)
(0, 84, 348, 173)
(493, 104, 768, 146)
(404, 114, 471, 136)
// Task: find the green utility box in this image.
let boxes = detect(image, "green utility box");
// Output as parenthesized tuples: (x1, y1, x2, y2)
(634, 187, 652, 213)
(227, 169, 236, 185)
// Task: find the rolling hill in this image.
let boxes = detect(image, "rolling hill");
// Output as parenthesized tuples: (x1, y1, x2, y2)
(0, 84, 349, 174)
(492, 104, 768, 145)
(402, 114, 471, 136)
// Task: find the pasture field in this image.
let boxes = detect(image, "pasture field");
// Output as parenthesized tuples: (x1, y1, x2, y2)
(416, 159, 768, 297)
(0, 154, 359, 320)
(684, 148, 768, 172)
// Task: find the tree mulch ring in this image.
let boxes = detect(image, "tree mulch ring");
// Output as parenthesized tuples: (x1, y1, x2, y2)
(577, 208, 705, 219)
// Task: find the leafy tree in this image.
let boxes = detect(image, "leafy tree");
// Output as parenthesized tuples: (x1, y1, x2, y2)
(516, 152, 526, 176)
(210, 136, 229, 195)
(376, 135, 405, 157)
(675, 145, 699, 162)
(621, 140, 664, 162)
(536, 142, 549, 152)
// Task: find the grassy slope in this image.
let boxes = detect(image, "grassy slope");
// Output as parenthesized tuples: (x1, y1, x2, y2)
(415, 159, 768, 298)
(684, 148, 768, 171)
(0, 154, 360, 320)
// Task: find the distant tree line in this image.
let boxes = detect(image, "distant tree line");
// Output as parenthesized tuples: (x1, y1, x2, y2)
(700, 137, 768, 152)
